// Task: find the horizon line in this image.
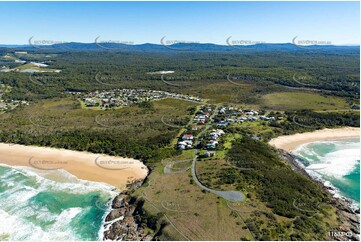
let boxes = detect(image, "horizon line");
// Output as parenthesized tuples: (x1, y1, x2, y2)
(0, 42, 360, 47)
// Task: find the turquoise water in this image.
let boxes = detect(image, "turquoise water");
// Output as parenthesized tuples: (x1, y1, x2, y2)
(0, 165, 116, 240)
(293, 137, 360, 206)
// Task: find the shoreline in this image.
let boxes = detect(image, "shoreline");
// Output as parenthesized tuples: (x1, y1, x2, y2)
(0, 143, 149, 190)
(0, 142, 150, 241)
(270, 128, 360, 240)
(268, 127, 360, 152)
(277, 149, 360, 241)
(268, 127, 360, 206)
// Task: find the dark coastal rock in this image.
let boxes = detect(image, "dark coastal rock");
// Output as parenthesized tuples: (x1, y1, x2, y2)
(125, 206, 135, 216)
(105, 208, 125, 222)
(103, 179, 152, 241)
(104, 221, 125, 240)
(350, 234, 360, 241)
(112, 194, 125, 209)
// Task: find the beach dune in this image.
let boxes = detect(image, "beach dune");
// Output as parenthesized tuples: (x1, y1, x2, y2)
(269, 127, 360, 152)
(0, 143, 148, 189)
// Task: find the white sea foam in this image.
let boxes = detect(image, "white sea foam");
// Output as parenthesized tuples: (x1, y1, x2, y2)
(293, 138, 360, 207)
(294, 139, 359, 179)
(0, 165, 118, 240)
(0, 207, 85, 241)
(315, 148, 359, 178)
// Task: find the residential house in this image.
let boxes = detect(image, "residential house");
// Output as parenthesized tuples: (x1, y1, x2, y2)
(182, 134, 194, 140)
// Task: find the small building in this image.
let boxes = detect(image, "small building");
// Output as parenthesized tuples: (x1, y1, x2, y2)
(178, 144, 185, 150)
(217, 121, 228, 127)
(204, 151, 216, 158)
(206, 143, 216, 150)
(178, 141, 187, 150)
(260, 115, 270, 121)
(182, 134, 194, 140)
(192, 125, 203, 131)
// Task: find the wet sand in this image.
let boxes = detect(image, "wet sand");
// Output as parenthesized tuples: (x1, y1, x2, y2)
(0, 143, 148, 189)
(269, 127, 360, 152)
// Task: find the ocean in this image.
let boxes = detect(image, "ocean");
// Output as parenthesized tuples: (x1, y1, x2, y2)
(293, 137, 360, 206)
(0, 165, 117, 240)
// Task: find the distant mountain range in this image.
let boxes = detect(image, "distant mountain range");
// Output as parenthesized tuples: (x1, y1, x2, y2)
(0, 42, 359, 53)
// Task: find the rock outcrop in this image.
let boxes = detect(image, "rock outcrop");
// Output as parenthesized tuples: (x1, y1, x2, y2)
(103, 180, 152, 241)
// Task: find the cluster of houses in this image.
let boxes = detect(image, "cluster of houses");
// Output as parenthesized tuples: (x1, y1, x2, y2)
(177, 105, 216, 150)
(80, 89, 203, 109)
(0, 97, 29, 111)
(177, 133, 194, 150)
(193, 106, 213, 125)
(205, 129, 225, 150)
(215, 106, 283, 127)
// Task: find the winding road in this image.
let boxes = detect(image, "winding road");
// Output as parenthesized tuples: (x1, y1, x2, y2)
(190, 106, 245, 202)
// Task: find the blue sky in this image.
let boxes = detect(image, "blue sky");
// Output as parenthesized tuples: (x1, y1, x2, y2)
(0, 1, 359, 45)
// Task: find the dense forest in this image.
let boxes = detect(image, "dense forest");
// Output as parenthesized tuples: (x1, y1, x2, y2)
(0, 47, 359, 102)
(224, 136, 333, 240)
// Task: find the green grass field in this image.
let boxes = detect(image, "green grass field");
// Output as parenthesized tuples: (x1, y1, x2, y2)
(262, 92, 350, 111)
(15, 62, 60, 72)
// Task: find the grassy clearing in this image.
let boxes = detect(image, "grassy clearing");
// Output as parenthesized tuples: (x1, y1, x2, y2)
(179, 81, 256, 105)
(262, 92, 350, 111)
(134, 168, 254, 241)
(136, 153, 325, 241)
(14, 62, 60, 72)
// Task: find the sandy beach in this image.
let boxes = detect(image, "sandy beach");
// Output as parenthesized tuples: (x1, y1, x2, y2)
(0, 143, 148, 189)
(269, 127, 360, 152)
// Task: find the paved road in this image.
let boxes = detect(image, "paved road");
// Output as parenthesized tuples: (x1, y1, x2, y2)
(164, 159, 192, 174)
(190, 106, 245, 202)
(191, 151, 245, 202)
